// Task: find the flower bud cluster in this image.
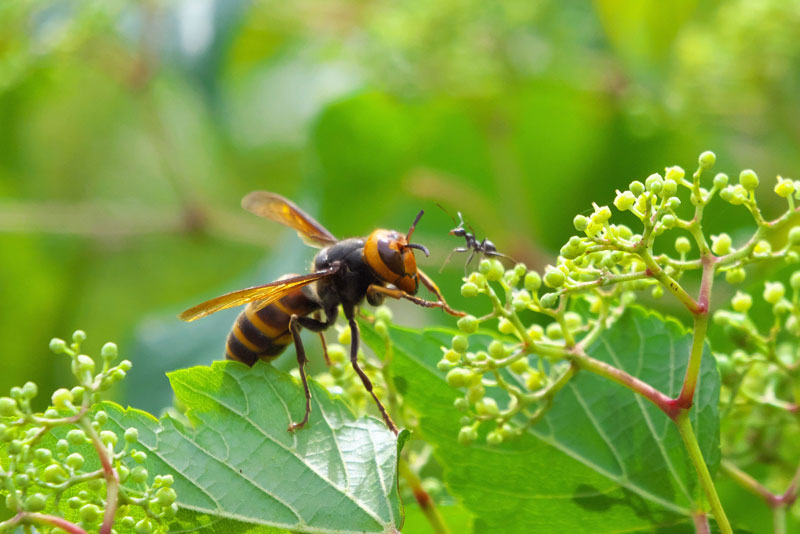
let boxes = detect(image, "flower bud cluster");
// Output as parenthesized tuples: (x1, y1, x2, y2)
(0, 331, 176, 533)
(438, 152, 800, 449)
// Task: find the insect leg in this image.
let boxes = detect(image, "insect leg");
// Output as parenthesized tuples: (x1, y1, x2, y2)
(416, 269, 467, 317)
(313, 311, 331, 365)
(345, 308, 398, 435)
(288, 315, 312, 432)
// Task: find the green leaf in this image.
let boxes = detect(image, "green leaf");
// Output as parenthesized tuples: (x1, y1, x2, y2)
(104, 361, 404, 534)
(363, 307, 720, 533)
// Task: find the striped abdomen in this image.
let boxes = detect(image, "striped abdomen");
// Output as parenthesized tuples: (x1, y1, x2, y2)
(225, 280, 320, 366)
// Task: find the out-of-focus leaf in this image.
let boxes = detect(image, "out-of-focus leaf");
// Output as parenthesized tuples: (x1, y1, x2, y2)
(402, 504, 473, 534)
(105, 361, 404, 533)
(361, 307, 721, 533)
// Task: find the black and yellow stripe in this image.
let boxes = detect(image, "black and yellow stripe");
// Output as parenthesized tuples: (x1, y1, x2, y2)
(225, 278, 320, 366)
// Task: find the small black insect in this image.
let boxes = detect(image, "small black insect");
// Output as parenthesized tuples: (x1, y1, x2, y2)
(439, 208, 516, 275)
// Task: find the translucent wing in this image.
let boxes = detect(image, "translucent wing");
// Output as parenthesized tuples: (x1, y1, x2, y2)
(178, 268, 337, 322)
(242, 191, 337, 248)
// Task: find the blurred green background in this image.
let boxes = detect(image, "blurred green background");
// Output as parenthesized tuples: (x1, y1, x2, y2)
(2, 0, 799, 530)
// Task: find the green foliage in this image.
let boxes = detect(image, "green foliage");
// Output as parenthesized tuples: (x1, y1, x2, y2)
(361, 309, 719, 532)
(105, 362, 404, 534)
(0, 332, 175, 534)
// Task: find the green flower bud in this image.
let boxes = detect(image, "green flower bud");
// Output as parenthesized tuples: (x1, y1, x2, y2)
(452, 335, 469, 353)
(100, 342, 118, 361)
(645, 173, 663, 194)
(613, 190, 636, 211)
(786, 315, 800, 336)
(73, 354, 95, 375)
(79, 503, 100, 523)
(544, 267, 565, 288)
(725, 268, 746, 284)
(135, 518, 153, 534)
(453, 397, 469, 412)
(9, 387, 22, 400)
(510, 358, 529, 374)
(68, 496, 83, 509)
(661, 214, 676, 228)
(118, 465, 130, 483)
(25, 493, 47, 512)
(50, 388, 73, 411)
(488, 340, 506, 359)
(662, 179, 678, 197)
(67, 429, 87, 445)
(460, 282, 479, 298)
(475, 397, 499, 416)
(55, 439, 69, 455)
(713, 173, 729, 190)
(121, 516, 136, 529)
(503, 270, 520, 287)
(100, 430, 117, 448)
(466, 383, 485, 404)
(698, 151, 716, 170)
(731, 292, 752, 313)
(667, 197, 681, 210)
(497, 317, 515, 335)
(665, 166, 685, 182)
(327, 345, 346, 364)
(93, 411, 108, 425)
(43, 464, 67, 483)
(764, 282, 785, 304)
(564, 312, 582, 330)
(66, 453, 85, 470)
(773, 299, 792, 315)
(526, 370, 544, 390)
(457, 315, 479, 334)
(373, 319, 387, 336)
(486, 260, 504, 282)
(443, 349, 461, 364)
(458, 426, 478, 445)
(651, 285, 664, 299)
(539, 292, 559, 308)
(774, 176, 795, 198)
(131, 465, 148, 484)
(546, 322, 563, 340)
(0, 397, 18, 417)
(49, 338, 67, 353)
(790, 271, 800, 290)
(436, 359, 452, 372)
(445, 368, 470, 388)
(486, 429, 503, 446)
(478, 259, 492, 274)
(132, 450, 147, 463)
(21, 382, 38, 399)
(592, 205, 612, 223)
(627, 180, 644, 195)
(72, 330, 87, 344)
(34, 448, 52, 463)
(523, 271, 541, 292)
(788, 250, 800, 264)
(374, 305, 393, 323)
(675, 237, 691, 255)
(472, 351, 489, 364)
(156, 487, 178, 506)
(789, 226, 800, 246)
(711, 233, 732, 256)
(118, 360, 133, 372)
(337, 326, 351, 345)
(573, 214, 589, 232)
(739, 169, 759, 190)
(514, 263, 527, 277)
(754, 240, 771, 256)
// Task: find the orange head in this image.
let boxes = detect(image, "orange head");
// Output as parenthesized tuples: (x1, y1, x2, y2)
(363, 210, 429, 295)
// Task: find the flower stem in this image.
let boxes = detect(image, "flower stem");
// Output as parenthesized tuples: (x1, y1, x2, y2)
(398, 457, 450, 534)
(674, 411, 731, 534)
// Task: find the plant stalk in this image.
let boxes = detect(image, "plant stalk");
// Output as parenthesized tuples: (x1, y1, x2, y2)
(674, 411, 731, 534)
(398, 457, 450, 534)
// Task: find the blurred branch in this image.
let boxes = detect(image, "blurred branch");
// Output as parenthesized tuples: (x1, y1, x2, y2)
(0, 199, 276, 248)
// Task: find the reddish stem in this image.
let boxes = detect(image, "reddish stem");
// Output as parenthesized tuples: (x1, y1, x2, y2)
(26, 513, 88, 534)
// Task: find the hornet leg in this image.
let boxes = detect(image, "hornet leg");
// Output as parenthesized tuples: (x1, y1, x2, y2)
(345, 310, 399, 435)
